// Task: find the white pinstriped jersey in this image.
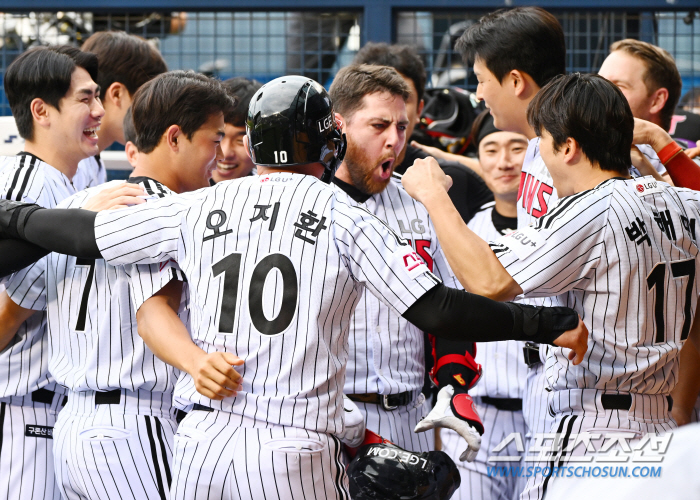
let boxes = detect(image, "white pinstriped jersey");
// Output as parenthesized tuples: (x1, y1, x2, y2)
(467, 203, 528, 399)
(515, 139, 666, 350)
(0, 153, 77, 397)
(332, 174, 460, 396)
(493, 176, 700, 395)
(74, 154, 107, 191)
(12, 177, 183, 394)
(93, 172, 440, 434)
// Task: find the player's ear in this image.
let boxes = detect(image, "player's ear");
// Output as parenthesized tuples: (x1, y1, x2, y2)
(106, 82, 132, 110)
(334, 112, 344, 132)
(243, 135, 252, 159)
(562, 137, 580, 163)
(510, 70, 526, 97)
(29, 98, 51, 129)
(648, 87, 668, 116)
(166, 125, 182, 152)
(125, 141, 139, 167)
(416, 99, 425, 122)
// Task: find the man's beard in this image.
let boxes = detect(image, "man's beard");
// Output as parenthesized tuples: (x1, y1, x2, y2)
(344, 136, 395, 195)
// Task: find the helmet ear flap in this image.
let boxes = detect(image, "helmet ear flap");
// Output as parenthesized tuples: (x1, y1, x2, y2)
(320, 132, 347, 184)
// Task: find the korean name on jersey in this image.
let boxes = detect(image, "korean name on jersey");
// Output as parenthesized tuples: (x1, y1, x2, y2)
(93, 173, 440, 434)
(493, 176, 699, 396)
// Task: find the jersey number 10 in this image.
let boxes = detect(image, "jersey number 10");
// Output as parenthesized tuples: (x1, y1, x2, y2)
(212, 252, 298, 336)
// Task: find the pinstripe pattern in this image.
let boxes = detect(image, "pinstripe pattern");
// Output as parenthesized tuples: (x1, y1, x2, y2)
(92, 172, 439, 498)
(332, 175, 457, 452)
(36, 178, 181, 395)
(494, 178, 700, 396)
(442, 401, 527, 500)
(513, 141, 685, 500)
(54, 391, 176, 500)
(467, 205, 528, 400)
(522, 402, 677, 497)
(439, 203, 529, 500)
(7, 177, 184, 500)
(94, 172, 439, 434)
(515, 140, 568, 500)
(0, 153, 76, 399)
(171, 409, 349, 500)
(0, 393, 65, 500)
(74, 155, 107, 191)
(0, 153, 76, 500)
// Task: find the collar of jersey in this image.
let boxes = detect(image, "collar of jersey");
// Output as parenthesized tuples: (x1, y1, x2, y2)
(17, 151, 48, 165)
(332, 176, 372, 203)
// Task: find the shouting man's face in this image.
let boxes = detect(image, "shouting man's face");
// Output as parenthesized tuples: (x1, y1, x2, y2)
(337, 91, 408, 195)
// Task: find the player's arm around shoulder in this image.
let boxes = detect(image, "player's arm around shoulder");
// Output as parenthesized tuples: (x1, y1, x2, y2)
(135, 278, 244, 401)
(401, 156, 521, 301)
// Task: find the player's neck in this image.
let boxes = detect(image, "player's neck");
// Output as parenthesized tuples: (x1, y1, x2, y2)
(96, 129, 116, 153)
(22, 140, 80, 180)
(257, 164, 325, 178)
(131, 150, 181, 193)
(493, 195, 517, 218)
(557, 164, 625, 197)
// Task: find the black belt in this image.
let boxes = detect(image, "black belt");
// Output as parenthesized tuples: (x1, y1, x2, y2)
(175, 409, 188, 423)
(192, 403, 213, 412)
(347, 391, 413, 411)
(523, 342, 542, 367)
(95, 389, 122, 405)
(480, 396, 523, 412)
(31, 388, 58, 405)
(601, 394, 673, 412)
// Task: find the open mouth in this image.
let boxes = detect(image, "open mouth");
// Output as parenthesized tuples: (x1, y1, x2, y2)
(83, 126, 100, 139)
(378, 159, 394, 180)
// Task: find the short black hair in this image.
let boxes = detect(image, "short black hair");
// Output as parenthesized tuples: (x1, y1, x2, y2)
(132, 70, 236, 154)
(82, 31, 167, 97)
(353, 42, 427, 102)
(5, 45, 99, 140)
(221, 77, 262, 127)
(456, 7, 565, 89)
(122, 106, 136, 145)
(527, 73, 633, 176)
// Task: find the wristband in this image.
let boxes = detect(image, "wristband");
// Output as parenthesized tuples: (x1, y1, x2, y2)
(657, 141, 682, 165)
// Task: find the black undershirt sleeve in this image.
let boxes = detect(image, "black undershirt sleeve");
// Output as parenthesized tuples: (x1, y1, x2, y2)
(402, 283, 578, 345)
(0, 240, 50, 278)
(22, 208, 102, 259)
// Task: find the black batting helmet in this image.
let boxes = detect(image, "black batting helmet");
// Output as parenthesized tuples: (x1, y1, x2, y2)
(347, 442, 461, 500)
(246, 75, 347, 182)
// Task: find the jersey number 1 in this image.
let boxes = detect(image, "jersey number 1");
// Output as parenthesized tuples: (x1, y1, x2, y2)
(646, 258, 695, 343)
(212, 252, 298, 336)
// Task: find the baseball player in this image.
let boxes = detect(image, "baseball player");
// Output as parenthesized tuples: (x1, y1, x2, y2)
(73, 31, 167, 190)
(0, 76, 588, 500)
(454, 11, 677, 499)
(440, 111, 530, 500)
(328, 64, 470, 453)
(1, 71, 234, 500)
(0, 45, 143, 500)
(402, 73, 700, 492)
